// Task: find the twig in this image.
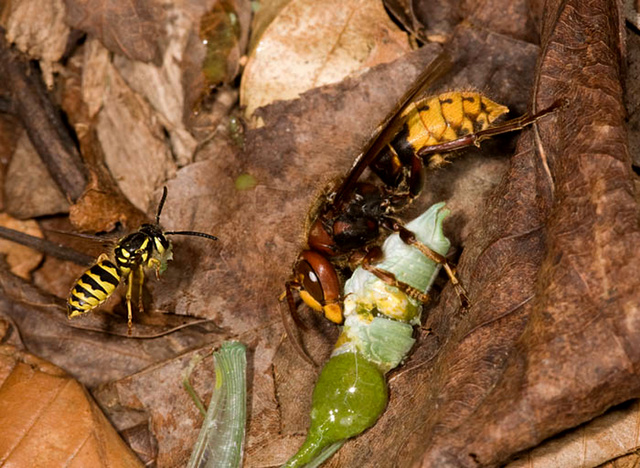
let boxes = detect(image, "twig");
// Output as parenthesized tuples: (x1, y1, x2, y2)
(0, 226, 94, 266)
(0, 27, 87, 201)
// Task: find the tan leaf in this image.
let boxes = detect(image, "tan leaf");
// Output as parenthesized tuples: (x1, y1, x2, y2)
(240, 0, 411, 120)
(96, 62, 177, 212)
(2, 0, 70, 87)
(81, 38, 111, 121)
(64, 0, 163, 64)
(4, 132, 70, 219)
(0, 214, 43, 280)
(0, 345, 143, 468)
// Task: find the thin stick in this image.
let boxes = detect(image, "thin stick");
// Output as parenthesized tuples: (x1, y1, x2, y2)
(0, 226, 94, 266)
(0, 27, 87, 201)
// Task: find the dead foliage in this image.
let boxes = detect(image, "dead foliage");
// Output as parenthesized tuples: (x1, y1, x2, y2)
(0, 0, 638, 466)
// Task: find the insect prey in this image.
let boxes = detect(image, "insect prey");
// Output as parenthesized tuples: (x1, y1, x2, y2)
(281, 55, 559, 362)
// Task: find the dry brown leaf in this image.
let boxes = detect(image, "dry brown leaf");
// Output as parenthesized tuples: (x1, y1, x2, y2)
(80, 38, 111, 121)
(240, 0, 412, 120)
(33, 256, 88, 302)
(462, 0, 538, 43)
(0, 345, 142, 467)
(68, 178, 149, 233)
(385, 0, 537, 48)
(0, 213, 43, 280)
(113, 27, 199, 166)
(507, 400, 640, 468)
(4, 131, 70, 219)
(96, 61, 177, 212)
(59, 41, 150, 232)
(64, 0, 163, 64)
(1, 0, 70, 87)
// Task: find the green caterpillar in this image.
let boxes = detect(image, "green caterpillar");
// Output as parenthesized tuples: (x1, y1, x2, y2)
(284, 202, 452, 467)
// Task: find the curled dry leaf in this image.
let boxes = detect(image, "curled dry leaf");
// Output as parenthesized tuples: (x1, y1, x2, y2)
(64, 0, 164, 64)
(0, 213, 43, 280)
(0, 345, 142, 467)
(1, 0, 70, 87)
(69, 181, 149, 233)
(240, 0, 412, 120)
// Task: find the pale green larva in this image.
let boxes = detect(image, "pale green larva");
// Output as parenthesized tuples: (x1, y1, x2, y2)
(284, 202, 451, 467)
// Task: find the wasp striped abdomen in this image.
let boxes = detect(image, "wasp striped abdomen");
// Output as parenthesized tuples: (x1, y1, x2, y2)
(67, 258, 122, 318)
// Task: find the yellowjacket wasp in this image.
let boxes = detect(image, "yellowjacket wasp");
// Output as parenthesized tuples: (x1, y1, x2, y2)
(67, 187, 217, 331)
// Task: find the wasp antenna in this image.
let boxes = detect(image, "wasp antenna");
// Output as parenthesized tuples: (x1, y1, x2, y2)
(165, 231, 218, 241)
(156, 187, 169, 224)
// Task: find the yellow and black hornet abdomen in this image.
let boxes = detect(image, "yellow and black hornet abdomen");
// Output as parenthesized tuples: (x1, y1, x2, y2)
(67, 259, 122, 318)
(371, 91, 509, 190)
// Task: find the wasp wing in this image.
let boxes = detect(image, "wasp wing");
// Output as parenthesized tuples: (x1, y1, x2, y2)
(331, 51, 452, 211)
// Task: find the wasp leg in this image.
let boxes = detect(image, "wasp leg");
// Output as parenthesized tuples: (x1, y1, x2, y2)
(382, 219, 470, 309)
(148, 258, 161, 279)
(417, 102, 562, 165)
(278, 284, 316, 366)
(126, 270, 135, 334)
(361, 246, 431, 303)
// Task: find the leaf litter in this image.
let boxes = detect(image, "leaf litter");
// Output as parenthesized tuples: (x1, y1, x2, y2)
(0, 0, 638, 467)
